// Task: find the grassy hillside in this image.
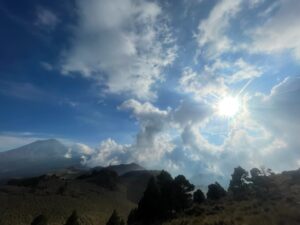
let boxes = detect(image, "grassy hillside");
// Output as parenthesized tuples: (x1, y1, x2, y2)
(0, 169, 152, 225)
(164, 170, 300, 225)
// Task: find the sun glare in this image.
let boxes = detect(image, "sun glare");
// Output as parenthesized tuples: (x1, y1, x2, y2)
(217, 96, 240, 117)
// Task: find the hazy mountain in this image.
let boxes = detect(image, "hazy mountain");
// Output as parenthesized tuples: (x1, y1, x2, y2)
(0, 139, 82, 181)
(105, 163, 145, 175)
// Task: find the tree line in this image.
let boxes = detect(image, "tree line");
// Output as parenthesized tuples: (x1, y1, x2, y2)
(30, 166, 274, 225)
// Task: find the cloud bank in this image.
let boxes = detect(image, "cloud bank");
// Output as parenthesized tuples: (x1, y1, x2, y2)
(61, 0, 177, 99)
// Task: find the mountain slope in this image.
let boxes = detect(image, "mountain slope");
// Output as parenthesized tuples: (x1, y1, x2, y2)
(105, 163, 145, 175)
(0, 166, 156, 225)
(0, 139, 82, 181)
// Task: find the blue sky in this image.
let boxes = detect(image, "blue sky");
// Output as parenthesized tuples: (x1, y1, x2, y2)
(1, 0, 300, 181)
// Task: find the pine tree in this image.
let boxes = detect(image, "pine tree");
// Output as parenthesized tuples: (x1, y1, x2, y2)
(106, 210, 125, 225)
(207, 182, 226, 200)
(193, 189, 205, 204)
(31, 215, 48, 225)
(64, 210, 80, 225)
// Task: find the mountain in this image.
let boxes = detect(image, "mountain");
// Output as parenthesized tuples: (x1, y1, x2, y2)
(0, 165, 157, 225)
(105, 163, 145, 175)
(0, 139, 82, 181)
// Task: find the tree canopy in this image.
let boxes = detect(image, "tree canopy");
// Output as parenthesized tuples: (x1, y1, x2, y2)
(193, 189, 206, 204)
(207, 182, 226, 200)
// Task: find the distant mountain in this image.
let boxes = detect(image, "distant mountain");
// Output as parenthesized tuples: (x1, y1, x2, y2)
(105, 163, 145, 175)
(0, 139, 82, 181)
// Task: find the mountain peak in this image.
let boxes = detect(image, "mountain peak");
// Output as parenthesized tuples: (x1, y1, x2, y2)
(30, 138, 62, 146)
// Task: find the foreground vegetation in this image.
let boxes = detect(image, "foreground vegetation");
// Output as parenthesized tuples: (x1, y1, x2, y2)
(1, 166, 300, 225)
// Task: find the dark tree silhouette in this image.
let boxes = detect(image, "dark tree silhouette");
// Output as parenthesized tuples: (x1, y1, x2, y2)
(173, 175, 195, 211)
(156, 170, 174, 218)
(106, 210, 125, 225)
(250, 168, 261, 179)
(31, 214, 48, 225)
(127, 208, 139, 225)
(207, 182, 226, 200)
(128, 171, 196, 224)
(64, 210, 80, 225)
(137, 176, 162, 220)
(249, 167, 275, 198)
(228, 166, 249, 198)
(193, 189, 205, 204)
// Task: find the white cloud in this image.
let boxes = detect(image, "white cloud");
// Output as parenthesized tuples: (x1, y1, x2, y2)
(35, 6, 59, 30)
(70, 143, 94, 155)
(226, 58, 262, 83)
(86, 139, 130, 167)
(250, 0, 300, 59)
(179, 58, 262, 102)
(86, 99, 174, 167)
(171, 99, 212, 127)
(179, 67, 228, 100)
(250, 77, 300, 143)
(61, 0, 177, 99)
(196, 0, 242, 57)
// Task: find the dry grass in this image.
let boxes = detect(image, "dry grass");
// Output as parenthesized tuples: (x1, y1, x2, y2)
(164, 171, 300, 225)
(0, 180, 136, 225)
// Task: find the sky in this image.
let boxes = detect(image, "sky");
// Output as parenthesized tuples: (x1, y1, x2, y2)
(1, 0, 300, 182)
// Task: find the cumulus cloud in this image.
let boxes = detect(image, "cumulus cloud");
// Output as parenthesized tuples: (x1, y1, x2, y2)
(81, 77, 300, 185)
(171, 99, 212, 127)
(61, 0, 177, 99)
(179, 58, 262, 102)
(86, 139, 130, 166)
(249, 0, 300, 59)
(59, 0, 300, 183)
(86, 99, 174, 167)
(250, 77, 300, 150)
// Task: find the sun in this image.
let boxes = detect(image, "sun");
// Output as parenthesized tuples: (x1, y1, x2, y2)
(217, 96, 240, 117)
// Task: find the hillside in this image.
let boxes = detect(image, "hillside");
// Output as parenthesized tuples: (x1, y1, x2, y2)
(0, 163, 300, 225)
(0, 165, 158, 225)
(163, 169, 300, 225)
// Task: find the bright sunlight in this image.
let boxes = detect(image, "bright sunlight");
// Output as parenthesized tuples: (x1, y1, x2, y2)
(217, 96, 240, 117)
